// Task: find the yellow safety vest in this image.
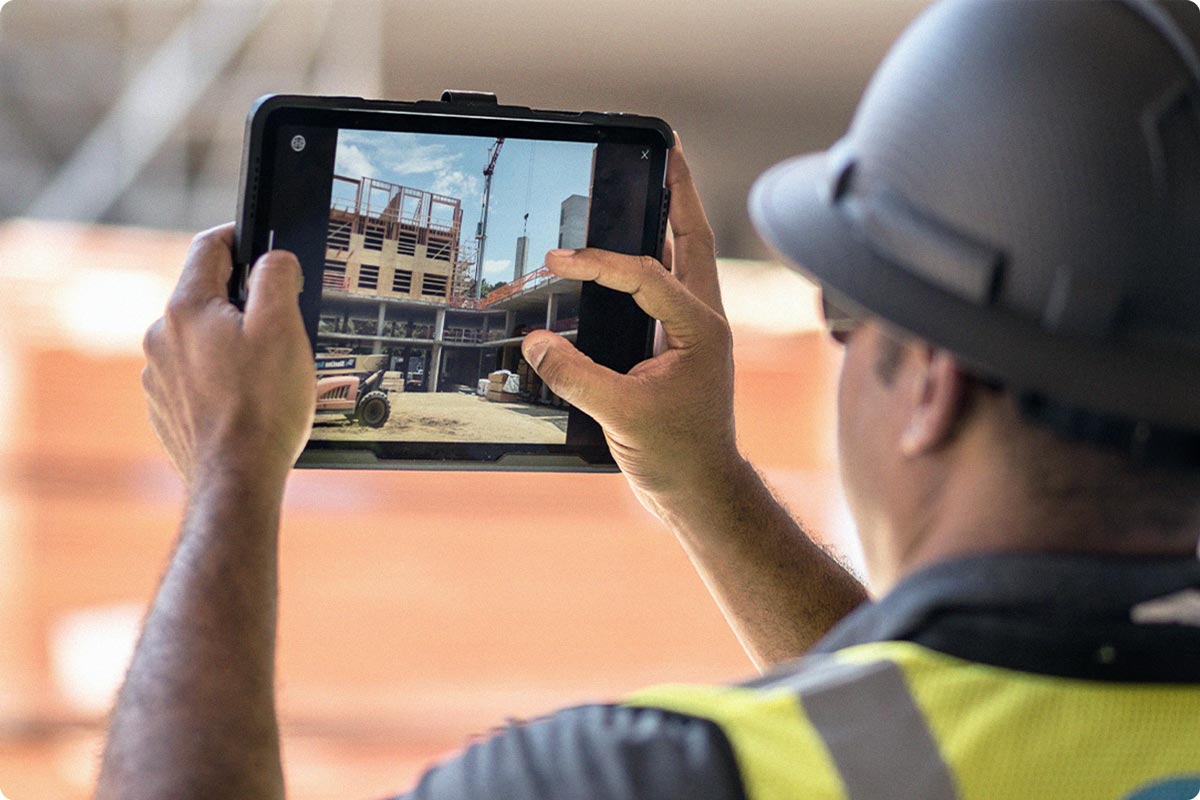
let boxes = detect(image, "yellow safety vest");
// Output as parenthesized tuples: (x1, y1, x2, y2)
(627, 639, 1200, 800)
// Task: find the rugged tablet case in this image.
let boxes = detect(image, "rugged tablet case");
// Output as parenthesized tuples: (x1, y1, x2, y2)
(233, 92, 673, 472)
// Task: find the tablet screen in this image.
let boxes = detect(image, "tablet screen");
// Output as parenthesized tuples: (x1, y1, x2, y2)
(247, 105, 667, 467)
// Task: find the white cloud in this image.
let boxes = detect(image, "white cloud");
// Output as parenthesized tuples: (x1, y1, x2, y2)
(388, 141, 459, 175)
(337, 131, 464, 179)
(344, 131, 461, 174)
(335, 143, 379, 181)
(431, 169, 481, 200)
(483, 258, 513, 280)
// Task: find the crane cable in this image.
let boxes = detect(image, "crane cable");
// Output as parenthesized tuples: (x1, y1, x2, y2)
(523, 141, 536, 236)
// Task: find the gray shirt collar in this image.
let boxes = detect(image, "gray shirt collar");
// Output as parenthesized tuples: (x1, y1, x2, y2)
(813, 552, 1200, 678)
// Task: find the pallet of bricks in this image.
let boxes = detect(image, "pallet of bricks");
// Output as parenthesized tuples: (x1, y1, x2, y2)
(486, 370, 521, 402)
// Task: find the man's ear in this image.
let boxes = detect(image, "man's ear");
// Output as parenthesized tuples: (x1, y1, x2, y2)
(898, 349, 969, 457)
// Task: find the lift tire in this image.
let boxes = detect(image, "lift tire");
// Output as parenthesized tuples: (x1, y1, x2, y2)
(356, 391, 390, 428)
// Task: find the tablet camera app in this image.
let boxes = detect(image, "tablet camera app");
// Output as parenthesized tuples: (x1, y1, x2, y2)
(309, 131, 597, 446)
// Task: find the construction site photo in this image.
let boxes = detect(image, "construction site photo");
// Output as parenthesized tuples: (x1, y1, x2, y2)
(311, 131, 597, 444)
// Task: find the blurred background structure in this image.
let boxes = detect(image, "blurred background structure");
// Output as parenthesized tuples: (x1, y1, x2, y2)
(0, 1, 929, 797)
(0, 0, 929, 255)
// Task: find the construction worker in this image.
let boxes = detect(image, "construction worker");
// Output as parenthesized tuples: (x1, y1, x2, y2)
(97, 1, 1200, 798)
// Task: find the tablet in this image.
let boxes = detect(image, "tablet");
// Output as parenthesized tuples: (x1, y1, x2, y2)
(233, 93, 672, 470)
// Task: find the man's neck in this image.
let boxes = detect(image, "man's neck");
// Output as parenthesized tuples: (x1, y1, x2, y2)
(880, 437, 1199, 593)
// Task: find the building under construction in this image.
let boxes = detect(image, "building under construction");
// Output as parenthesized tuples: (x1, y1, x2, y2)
(319, 175, 588, 396)
(325, 175, 468, 302)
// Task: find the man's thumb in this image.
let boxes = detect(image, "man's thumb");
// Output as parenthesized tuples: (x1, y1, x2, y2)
(522, 331, 620, 415)
(245, 251, 304, 329)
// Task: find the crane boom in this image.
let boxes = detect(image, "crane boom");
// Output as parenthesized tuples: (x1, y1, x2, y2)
(473, 137, 505, 299)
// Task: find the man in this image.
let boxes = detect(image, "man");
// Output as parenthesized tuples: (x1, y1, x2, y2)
(97, 1, 1200, 798)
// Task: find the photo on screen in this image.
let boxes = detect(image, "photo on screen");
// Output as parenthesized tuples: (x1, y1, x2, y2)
(308, 130, 595, 445)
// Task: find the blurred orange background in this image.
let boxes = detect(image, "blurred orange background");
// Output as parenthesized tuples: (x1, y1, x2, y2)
(0, 220, 858, 799)
(0, 0, 921, 793)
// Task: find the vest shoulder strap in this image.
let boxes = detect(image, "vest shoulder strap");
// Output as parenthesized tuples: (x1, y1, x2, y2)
(627, 647, 958, 800)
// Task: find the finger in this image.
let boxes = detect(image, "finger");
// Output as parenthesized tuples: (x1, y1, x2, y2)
(662, 225, 675, 271)
(168, 224, 236, 313)
(666, 134, 712, 243)
(546, 248, 717, 346)
(142, 316, 165, 359)
(665, 136, 725, 317)
(522, 330, 624, 416)
(140, 364, 157, 400)
(243, 250, 305, 337)
(657, 228, 678, 356)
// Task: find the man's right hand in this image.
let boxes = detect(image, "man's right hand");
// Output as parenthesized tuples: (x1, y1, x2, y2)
(521, 140, 743, 515)
(523, 140, 867, 668)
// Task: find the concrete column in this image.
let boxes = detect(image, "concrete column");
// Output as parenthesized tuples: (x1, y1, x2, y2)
(514, 236, 529, 280)
(430, 308, 446, 392)
(373, 301, 387, 354)
(505, 310, 515, 338)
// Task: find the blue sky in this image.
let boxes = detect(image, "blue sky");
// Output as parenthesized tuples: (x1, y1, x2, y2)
(334, 129, 594, 283)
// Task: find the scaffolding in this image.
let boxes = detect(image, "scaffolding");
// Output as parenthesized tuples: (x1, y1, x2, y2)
(326, 175, 465, 302)
(330, 175, 463, 257)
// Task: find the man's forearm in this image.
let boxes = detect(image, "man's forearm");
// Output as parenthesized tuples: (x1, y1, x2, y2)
(96, 472, 286, 800)
(651, 457, 869, 671)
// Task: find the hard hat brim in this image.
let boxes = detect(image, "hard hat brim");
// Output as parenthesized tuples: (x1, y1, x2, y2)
(747, 151, 1200, 431)
(748, 151, 967, 350)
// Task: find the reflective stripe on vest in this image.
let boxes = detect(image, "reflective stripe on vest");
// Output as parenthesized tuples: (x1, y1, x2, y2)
(798, 659, 958, 800)
(629, 640, 1200, 800)
(627, 653, 958, 799)
(740, 655, 957, 798)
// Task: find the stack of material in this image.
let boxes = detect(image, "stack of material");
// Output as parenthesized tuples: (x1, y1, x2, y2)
(382, 371, 405, 393)
(517, 359, 540, 397)
(485, 370, 521, 403)
(516, 359, 535, 393)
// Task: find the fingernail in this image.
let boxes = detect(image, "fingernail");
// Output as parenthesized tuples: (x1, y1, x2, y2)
(260, 250, 299, 268)
(259, 251, 303, 292)
(523, 337, 550, 369)
(548, 248, 576, 258)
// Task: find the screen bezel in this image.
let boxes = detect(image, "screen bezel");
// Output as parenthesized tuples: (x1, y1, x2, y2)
(237, 96, 670, 470)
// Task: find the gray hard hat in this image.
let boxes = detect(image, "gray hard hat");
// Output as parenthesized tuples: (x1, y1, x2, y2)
(750, 0, 1200, 460)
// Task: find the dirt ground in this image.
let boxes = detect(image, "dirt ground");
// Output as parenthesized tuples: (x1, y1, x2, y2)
(310, 390, 569, 443)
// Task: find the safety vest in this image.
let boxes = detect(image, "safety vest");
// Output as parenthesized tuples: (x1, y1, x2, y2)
(627, 639, 1200, 799)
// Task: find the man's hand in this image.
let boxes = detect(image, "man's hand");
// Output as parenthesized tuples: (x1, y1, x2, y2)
(524, 141, 867, 669)
(522, 140, 739, 513)
(141, 224, 314, 491)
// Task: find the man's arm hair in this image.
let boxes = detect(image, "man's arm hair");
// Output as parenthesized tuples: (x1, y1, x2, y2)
(95, 475, 286, 800)
(96, 227, 311, 800)
(651, 456, 869, 670)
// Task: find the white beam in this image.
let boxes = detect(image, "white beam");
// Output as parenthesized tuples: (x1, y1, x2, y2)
(27, 0, 282, 222)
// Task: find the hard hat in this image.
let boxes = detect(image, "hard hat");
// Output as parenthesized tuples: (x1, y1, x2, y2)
(749, 0, 1200, 462)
